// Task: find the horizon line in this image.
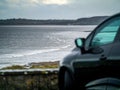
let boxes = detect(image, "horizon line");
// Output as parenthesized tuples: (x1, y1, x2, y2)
(0, 15, 110, 20)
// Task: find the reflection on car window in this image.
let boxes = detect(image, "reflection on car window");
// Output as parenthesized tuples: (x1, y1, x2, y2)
(91, 18, 120, 46)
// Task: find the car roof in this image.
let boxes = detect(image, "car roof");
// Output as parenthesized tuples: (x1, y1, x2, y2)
(112, 12, 120, 17)
(103, 12, 120, 22)
(93, 12, 120, 32)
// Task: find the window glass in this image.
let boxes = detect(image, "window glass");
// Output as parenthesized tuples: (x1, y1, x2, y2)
(91, 18, 120, 46)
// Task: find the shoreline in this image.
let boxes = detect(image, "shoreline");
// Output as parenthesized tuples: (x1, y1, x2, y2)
(0, 61, 59, 70)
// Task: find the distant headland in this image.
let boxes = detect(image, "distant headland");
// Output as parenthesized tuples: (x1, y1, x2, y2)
(0, 16, 109, 25)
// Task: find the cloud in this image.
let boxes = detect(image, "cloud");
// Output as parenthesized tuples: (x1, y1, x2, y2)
(31, 0, 39, 3)
(41, 0, 69, 5)
(0, 0, 71, 8)
(0, 0, 39, 8)
(0, 0, 119, 19)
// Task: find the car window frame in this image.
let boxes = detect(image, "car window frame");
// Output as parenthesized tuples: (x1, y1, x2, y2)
(85, 15, 120, 50)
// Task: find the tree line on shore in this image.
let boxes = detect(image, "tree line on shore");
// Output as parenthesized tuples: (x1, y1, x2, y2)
(0, 16, 108, 25)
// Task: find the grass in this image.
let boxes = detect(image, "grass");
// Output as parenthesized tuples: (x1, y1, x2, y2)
(1, 61, 59, 70)
(29, 61, 59, 69)
(1, 65, 26, 70)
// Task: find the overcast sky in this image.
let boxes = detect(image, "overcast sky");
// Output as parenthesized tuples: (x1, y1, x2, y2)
(0, 0, 120, 19)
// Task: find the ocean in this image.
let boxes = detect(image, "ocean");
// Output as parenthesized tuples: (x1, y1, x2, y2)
(0, 25, 96, 68)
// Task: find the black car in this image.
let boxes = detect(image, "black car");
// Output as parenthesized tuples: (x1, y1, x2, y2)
(58, 12, 120, 90)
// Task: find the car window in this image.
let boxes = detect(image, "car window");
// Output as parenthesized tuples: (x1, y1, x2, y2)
(91, 17, 120, 47)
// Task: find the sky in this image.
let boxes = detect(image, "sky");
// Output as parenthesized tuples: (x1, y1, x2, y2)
(0, 0, 120, 19)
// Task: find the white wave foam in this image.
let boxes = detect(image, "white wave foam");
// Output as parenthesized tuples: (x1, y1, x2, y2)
(0, 45, 71, 59)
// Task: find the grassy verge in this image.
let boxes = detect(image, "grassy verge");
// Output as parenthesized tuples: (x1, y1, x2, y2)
(1, 61, 59, 70)
(0, 61, 60, 90)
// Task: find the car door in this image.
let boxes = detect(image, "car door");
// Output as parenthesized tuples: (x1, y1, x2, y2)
(76, 15, 120, 66)
(105, 21, 120, 75)
(108, 28, 120, 61)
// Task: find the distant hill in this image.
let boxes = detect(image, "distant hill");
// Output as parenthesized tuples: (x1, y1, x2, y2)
(73, 16, 109, 25)
(0, 16, 109, 25)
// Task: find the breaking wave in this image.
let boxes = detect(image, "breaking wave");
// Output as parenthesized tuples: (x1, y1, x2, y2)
(0, 45, 71, 59)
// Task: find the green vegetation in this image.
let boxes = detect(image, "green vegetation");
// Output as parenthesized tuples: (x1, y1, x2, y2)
(30, 64, 58, 69)
(29, 61, 59, 69)
(1, 65, 26, 70)
(1, 61, 59, 70)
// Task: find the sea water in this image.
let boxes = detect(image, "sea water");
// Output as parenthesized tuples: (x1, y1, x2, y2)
(0, 25, 96, 68)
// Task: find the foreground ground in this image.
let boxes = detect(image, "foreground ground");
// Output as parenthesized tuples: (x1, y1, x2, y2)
(0, 61, 59, 90)
(0, 69, 59, 90)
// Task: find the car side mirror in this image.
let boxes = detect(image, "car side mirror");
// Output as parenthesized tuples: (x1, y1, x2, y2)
(75, 38, 85, 54)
